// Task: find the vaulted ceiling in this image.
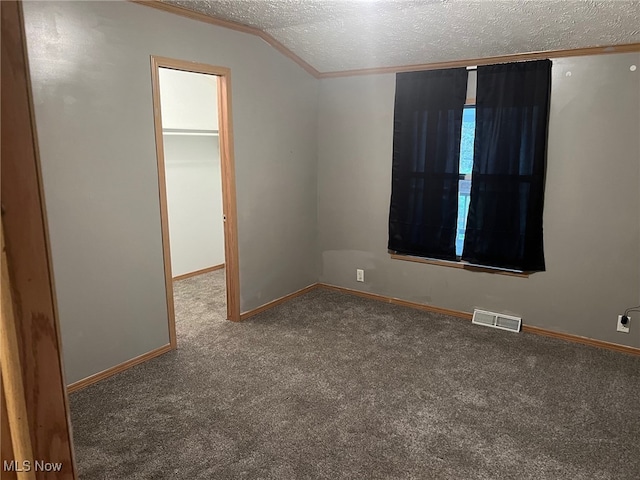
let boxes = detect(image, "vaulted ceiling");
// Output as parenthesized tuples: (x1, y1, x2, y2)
(161, 1, 640, 74)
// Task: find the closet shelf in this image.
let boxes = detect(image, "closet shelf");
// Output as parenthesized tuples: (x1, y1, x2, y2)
(165, 160, 214, 166)
(162, 128, 218, 136)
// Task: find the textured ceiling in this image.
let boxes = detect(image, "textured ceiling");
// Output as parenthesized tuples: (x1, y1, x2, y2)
(163, 0, 640, 73)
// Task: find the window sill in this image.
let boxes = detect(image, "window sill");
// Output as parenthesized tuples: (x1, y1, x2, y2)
(390, 253, 530, 278)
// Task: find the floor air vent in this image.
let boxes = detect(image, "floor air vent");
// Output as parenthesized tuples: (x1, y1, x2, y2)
(472, 309, 521, 333)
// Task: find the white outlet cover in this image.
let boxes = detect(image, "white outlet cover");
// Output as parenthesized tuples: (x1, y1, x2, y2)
(356, 269, 364, 282)
(617, 315, 630, 333)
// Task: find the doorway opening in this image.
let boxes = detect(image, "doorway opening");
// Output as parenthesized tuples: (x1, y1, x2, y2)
(150, 56, 241, 349)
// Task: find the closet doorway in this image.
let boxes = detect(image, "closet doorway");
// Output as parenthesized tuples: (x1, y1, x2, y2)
(151, 56, 240, 348)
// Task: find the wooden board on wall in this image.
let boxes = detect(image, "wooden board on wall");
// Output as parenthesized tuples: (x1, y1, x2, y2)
(1, 1, 77, 478)
(1, 386, 18, 480)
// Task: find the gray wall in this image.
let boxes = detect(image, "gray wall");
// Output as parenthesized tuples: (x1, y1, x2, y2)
(318, 53, 640, 348)
(24, 0, 319, 384)
(22, 0, 640, 385)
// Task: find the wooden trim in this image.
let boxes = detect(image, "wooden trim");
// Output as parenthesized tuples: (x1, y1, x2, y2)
(216, 68, 242, 322)
(318, 283, 640, 356)
(150, 56, 241, 324)
(150, 56, 178, 349)
(319, 43, 640, 78)
(172, 264, 224, 281)
(390, 253, 530, 278)
(240, 284, 318, 320)
(67, 344, 173, 393)
(1, 385, 18, 480)
(229, 280, 640, 356)
(1, 222, 36, 479)
(152, 56, 232, 77)
(1, 1, 77, 476)
(253, 30, 321, 78)
(317, 283, 473, 320)
(131, 0, 638, 80)
(236, 281, 639, 356)
(130, 0, 321, 78)
(522, 325, 640, 356)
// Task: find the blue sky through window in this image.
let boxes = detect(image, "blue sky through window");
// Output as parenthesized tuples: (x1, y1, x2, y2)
(456, 107, 475, 256)
(460, 107, 475, 175)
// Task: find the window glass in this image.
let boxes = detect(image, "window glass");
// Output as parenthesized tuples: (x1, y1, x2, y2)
(456, 106, 475, 256)
(459, 107, 475, 175)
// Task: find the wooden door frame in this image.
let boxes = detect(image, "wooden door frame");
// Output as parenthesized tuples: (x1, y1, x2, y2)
(1, 0, 77, 477)
(150, 56, 241, 345)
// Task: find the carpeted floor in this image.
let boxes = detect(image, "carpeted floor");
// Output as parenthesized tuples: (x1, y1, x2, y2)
(70, 270, 640, 479)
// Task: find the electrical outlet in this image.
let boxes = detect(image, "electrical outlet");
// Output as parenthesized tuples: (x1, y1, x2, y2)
(617, 315, 630, 333)
(356, 269, 364, 282)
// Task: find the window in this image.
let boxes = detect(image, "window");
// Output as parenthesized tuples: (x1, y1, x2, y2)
(456, 105, 475, 257)
(389, 60, 551, 273)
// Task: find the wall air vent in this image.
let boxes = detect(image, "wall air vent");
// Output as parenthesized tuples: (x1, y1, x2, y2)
(472, 309, 521, 333)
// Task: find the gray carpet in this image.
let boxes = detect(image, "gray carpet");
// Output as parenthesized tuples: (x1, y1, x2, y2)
(70, 270, 640, 479)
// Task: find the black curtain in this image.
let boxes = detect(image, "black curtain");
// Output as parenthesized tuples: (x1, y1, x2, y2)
(462, 59, 551, 271)
(388, 68, 468, 261)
